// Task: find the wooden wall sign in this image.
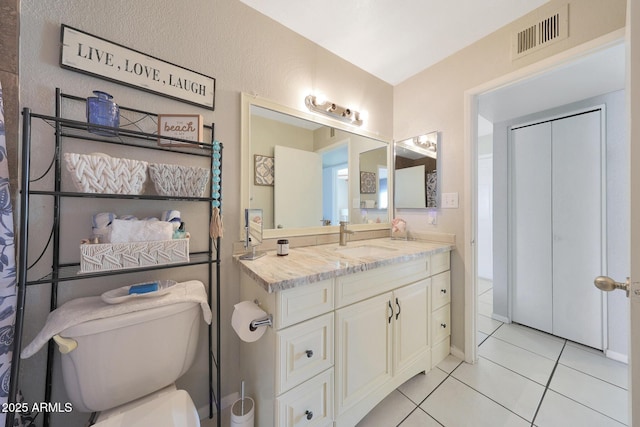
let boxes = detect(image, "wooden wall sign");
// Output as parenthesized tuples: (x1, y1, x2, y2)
(60, 25, 216, 110)
(158, 114, 204, 146)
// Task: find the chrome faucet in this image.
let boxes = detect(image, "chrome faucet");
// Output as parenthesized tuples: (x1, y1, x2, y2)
(339, 221, 355, 246)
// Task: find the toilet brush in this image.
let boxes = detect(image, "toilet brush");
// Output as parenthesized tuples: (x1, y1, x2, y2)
(240, 380, 245, 415)
(231, 379, 254, 427)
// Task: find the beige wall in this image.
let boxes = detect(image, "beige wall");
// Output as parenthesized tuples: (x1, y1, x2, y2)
(394, 0, 627, 353)
(18, 1, 392, 425)
(15, 0, 630, 424)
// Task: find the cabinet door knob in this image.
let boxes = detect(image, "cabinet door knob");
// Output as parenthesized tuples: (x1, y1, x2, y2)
(395, 297, 401, 320)
(305, 350, 313, 358)
(441, 289, 447, 294)
(305, 410, 313, 420)
(388, 300, 393, 324)
(441, 323, 447, 328)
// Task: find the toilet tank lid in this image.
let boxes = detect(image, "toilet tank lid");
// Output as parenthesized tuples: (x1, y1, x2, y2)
(62, 301, 197, 337)
(21, 280, 211, 359)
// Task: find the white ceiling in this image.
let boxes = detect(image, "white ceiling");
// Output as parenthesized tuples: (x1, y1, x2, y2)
(242, 0, 626, 135)
(239, 0, 550, 85)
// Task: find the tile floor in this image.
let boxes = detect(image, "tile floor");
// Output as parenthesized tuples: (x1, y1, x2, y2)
(356, 278, 629, 427)
(204, 278, 629, 426)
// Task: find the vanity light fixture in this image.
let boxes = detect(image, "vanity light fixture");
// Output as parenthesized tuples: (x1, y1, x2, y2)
(397, 131, 438, 159)
(415, 134, 437, 152)
(305, 95, 363, 126)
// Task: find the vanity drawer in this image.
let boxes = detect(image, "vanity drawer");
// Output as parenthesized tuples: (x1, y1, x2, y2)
(276, 368, 334, 427)
(430, 251, 450, 276)
(431, 304, 451, 344)
(276, 313, 334, 394)
(277, 279, 334, 328)
(335, 258, 428, 308)
(431, 271, 451, 311)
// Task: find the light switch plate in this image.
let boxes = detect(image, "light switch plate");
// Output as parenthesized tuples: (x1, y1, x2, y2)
(442, 192, 459, 209)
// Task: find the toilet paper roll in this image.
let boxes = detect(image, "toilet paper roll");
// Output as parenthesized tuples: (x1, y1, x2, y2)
(161, 210, 181, 222)
(232, 301, 267, 342)
(162, 210, 182, 229)
(92, 212, 116, 229)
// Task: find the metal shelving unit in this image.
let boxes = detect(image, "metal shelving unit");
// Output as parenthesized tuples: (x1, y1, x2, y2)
(6, 89, 222, 427)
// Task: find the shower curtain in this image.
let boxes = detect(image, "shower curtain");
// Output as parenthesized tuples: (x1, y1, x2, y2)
(0, 82, 31, 427)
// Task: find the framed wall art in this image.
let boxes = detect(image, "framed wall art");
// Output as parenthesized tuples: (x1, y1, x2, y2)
(360, 171, 377, 194)
(254, 155, 274, 186)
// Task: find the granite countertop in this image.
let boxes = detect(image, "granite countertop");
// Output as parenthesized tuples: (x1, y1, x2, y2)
(234, 238, 453, 293)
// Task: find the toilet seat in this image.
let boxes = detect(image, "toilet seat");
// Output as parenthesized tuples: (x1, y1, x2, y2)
(93, 385, 200, 427)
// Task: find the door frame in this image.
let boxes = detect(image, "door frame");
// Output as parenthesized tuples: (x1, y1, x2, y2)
(626, 0, 639, 421)
(463, 28, 626, 364)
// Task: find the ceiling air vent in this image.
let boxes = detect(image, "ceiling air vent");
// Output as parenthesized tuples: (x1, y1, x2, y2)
(513, 4, 568, 59)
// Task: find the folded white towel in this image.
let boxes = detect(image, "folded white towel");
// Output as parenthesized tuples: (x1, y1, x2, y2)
(110, 218, 173, 243)
(21, 280, 211, 359)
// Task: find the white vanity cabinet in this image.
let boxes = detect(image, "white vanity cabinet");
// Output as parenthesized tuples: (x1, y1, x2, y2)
(239, 277, 335, 427)
(334, 279, 431, 422)
(430, 269, 451, 367)
(393, 279, 431, 374)
(238, 246, 451, 427)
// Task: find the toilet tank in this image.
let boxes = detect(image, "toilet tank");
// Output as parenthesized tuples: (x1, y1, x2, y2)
(58, 301, 201, 412)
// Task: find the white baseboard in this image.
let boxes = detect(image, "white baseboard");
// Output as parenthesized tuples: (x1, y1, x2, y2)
(450, 345, 465, 361)
(198, 392, 239, 420)
(605, 349, 628, 364)
(491, 313, 510, 323)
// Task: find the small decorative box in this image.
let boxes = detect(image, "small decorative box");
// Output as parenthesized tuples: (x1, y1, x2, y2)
(79, 239, 189, 273)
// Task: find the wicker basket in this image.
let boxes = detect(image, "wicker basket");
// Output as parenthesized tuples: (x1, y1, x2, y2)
(79, 239, 189, 273)
(64, 152, 148, 195)
(149, 162, 210, 197)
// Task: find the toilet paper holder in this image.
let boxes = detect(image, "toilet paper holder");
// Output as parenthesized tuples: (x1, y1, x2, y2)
(249, 314, 272, 331)
(247, 300, 272, 332)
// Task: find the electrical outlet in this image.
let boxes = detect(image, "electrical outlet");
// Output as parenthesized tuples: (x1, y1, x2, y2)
(441, 192, 459, 209)
(427, 209, 437, 225)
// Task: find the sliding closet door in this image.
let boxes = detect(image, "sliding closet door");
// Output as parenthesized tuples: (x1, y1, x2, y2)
(552, 110, 603, 349)
(511, 122, 553, 333)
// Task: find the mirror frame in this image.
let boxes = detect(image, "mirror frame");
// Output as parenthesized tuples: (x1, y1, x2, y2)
(393, 131, 439, 209)
(240, 92, 393, 240)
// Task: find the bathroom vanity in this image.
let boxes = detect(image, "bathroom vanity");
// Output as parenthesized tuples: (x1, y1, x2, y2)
(236, 238, 452, 427)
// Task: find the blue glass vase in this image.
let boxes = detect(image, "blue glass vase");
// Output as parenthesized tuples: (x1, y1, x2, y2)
(87, 91, 119, 136)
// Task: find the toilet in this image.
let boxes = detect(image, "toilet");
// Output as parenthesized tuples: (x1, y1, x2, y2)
(56, 299, 203, 426)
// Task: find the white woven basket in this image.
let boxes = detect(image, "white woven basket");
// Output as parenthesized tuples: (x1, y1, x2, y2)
(79, 239, 189, 273)
(64, 152, 148, 195)
(149, 162, 210, 197)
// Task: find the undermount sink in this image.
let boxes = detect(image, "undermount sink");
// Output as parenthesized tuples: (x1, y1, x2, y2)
(334, 245, 397, 258)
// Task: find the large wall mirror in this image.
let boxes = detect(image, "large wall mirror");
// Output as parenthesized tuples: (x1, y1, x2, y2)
(394, 131, 439, 208)
(241, 93, 392, 239)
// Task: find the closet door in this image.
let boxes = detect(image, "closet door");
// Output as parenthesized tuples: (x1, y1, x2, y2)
(511, 122, 553, 333)
(552, 110, 603, 349)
